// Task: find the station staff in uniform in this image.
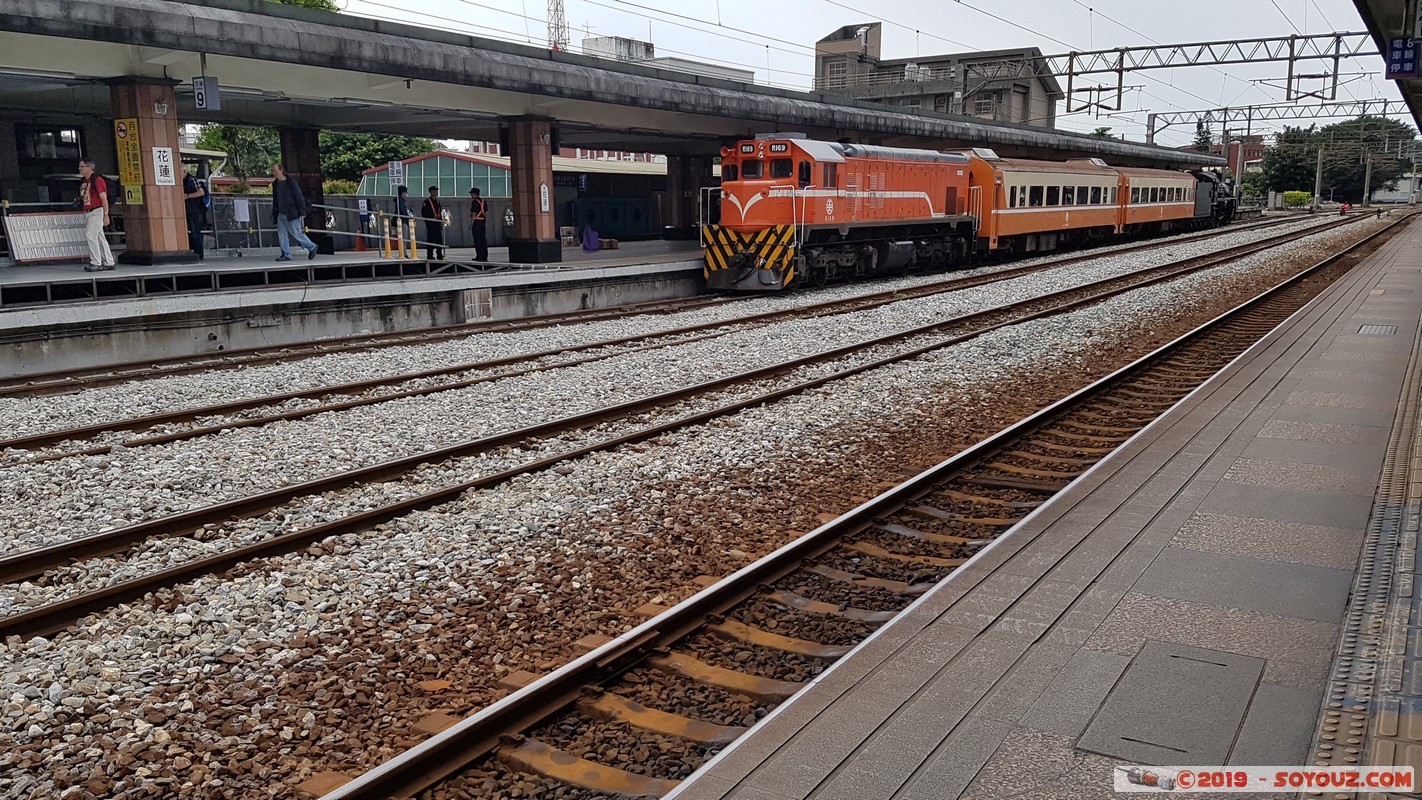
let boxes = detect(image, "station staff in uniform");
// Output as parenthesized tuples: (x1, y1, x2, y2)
(420, 185, 445, 261)
(78, 159, 116, 272)
(468, 186, 488, 262)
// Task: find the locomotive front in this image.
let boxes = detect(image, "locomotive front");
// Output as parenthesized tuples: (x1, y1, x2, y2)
(703, 139, 805, 291)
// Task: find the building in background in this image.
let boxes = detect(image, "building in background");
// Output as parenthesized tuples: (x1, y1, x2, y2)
(581, 35, 755, 83)
(813, 22, 1062, 129)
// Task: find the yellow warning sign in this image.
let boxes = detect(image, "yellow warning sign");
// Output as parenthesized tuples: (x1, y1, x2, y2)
(114, 117, 143, 188)
(123, 184, 144, 206)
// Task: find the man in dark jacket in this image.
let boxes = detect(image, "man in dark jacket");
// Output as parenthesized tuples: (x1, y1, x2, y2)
(271, 163, 318, 261)
(181, 166, 207, 261)
(420, 185, 445, 260)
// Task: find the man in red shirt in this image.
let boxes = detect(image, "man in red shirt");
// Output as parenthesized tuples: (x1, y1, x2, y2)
(78, 159, 115, 271)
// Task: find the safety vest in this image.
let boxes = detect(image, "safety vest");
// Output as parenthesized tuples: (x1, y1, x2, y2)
(472, 198, 487, 222)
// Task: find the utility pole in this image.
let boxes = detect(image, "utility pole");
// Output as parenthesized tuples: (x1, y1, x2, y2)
(1312, 146, 1324, 213)
(1362, 153, 1374, 207)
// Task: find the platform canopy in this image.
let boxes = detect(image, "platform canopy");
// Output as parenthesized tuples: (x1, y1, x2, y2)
(0, 0, 1223, 169)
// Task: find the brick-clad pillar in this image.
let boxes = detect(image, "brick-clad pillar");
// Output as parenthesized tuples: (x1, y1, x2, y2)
(279, 128, 325, 231)
(507, 117, 561, 263)
(108, 78, 187, 265)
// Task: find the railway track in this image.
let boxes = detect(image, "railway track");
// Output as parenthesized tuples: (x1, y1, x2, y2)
(0, 215, 1381, 642)
(311, 209, 1408, 800)
(0, 214, 1308, 399)
(1, 215, 1356, 458)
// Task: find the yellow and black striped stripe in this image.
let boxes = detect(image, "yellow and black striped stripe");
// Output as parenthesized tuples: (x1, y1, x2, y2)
(704, 225, 797, 277)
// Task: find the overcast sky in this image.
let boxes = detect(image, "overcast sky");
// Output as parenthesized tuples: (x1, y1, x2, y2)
(335, 0, 1406, 148)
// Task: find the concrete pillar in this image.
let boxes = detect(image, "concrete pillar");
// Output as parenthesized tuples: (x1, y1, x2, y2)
(109, 78, 187, 265)
(507, 117, 560, 263)
(279, 128, 325, 231)
(664, 154, 716, 233)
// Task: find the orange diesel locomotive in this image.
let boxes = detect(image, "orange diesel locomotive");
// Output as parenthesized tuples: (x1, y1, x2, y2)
(704, 137, 980, 290)
(703, 136, 1236, 291)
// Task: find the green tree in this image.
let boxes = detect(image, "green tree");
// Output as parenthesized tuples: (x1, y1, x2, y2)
(196, 125, 281, 188)
(1318, 115, 1415, 202)
(1191, 120, 1213, 152)
(1088, 126, 1118, 140)
(269, 0, 339, 10)
(1260, 125, 1322, 194)
(317, 132, 440, 183)
(1260, 117, 1417, 202)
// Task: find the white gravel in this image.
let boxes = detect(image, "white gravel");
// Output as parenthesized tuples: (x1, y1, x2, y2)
(0, 213, 1378, 799)
(0, 216, 1347, 561)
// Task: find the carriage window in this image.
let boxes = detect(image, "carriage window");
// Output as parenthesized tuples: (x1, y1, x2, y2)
(798, 161, 812, 188)
(1029, 186, 1044, 206)
(1009, 186, 1018, 207)
(741, 160, 762, 179)
(1062, 186, 1075, 205)
(1077, 186, 1089, 205)
(1111, 187, 1118, 204)
(1046, 186, 1060, 205)
(770, 158, 793, 179)
(1090, 186, 1102, 204)
(722, 163, 738, 181)
(1131, 188, 1140, 203)
(822, 163, 838, 188)
(1152, 187, 1161, 202)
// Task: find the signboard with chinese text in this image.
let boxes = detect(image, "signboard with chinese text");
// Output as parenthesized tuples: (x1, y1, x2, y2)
(114, 117, 143, 204)
(1387, 38, 1418, 80)
(152, 147, 176, 186)
(192, 76, 221, 110)
(387, 160, 404, 187)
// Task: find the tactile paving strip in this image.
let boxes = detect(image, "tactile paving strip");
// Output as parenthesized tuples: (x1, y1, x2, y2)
(1307, 319, 1422, 800)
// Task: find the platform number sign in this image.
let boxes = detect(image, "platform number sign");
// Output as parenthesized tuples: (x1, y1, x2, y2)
(192, 76, 221, 110)
(1387, 38, 1418, 79)
(387, 160, 405, 187)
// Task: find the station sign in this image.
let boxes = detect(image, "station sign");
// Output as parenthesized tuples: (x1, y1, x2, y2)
(387, 160, 405, 186)
(152, 147, 176, 186)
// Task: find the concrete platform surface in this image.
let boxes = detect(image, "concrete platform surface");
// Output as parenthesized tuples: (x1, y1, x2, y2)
(667, 222, 1422, 798)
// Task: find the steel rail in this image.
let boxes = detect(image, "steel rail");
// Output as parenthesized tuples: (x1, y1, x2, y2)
(0, 216, 1379, 639)
(0, 216, 1305, 399)
(317, 210, 1414, 800)
(0, 215, 1335, 455)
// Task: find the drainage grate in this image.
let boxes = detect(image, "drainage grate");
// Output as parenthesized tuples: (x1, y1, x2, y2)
(1358, 325, 1398, 336)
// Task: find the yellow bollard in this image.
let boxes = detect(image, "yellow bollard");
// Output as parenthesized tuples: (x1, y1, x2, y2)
(406, 219, 417, 260)
(381, 215, 391, 259)
(397, 218, 408, 260)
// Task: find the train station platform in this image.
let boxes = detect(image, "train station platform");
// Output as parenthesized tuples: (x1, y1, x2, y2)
(668, 223, 1422, 798)
(0, 240, 704, 376)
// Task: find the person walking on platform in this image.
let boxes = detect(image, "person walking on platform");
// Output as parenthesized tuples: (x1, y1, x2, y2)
(420, 185, 446, 261)
(271, 163, 318, 262)
(182, 165, 206, 261)
(468, 186, 488, 262)
(78, 159, 115, 271)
